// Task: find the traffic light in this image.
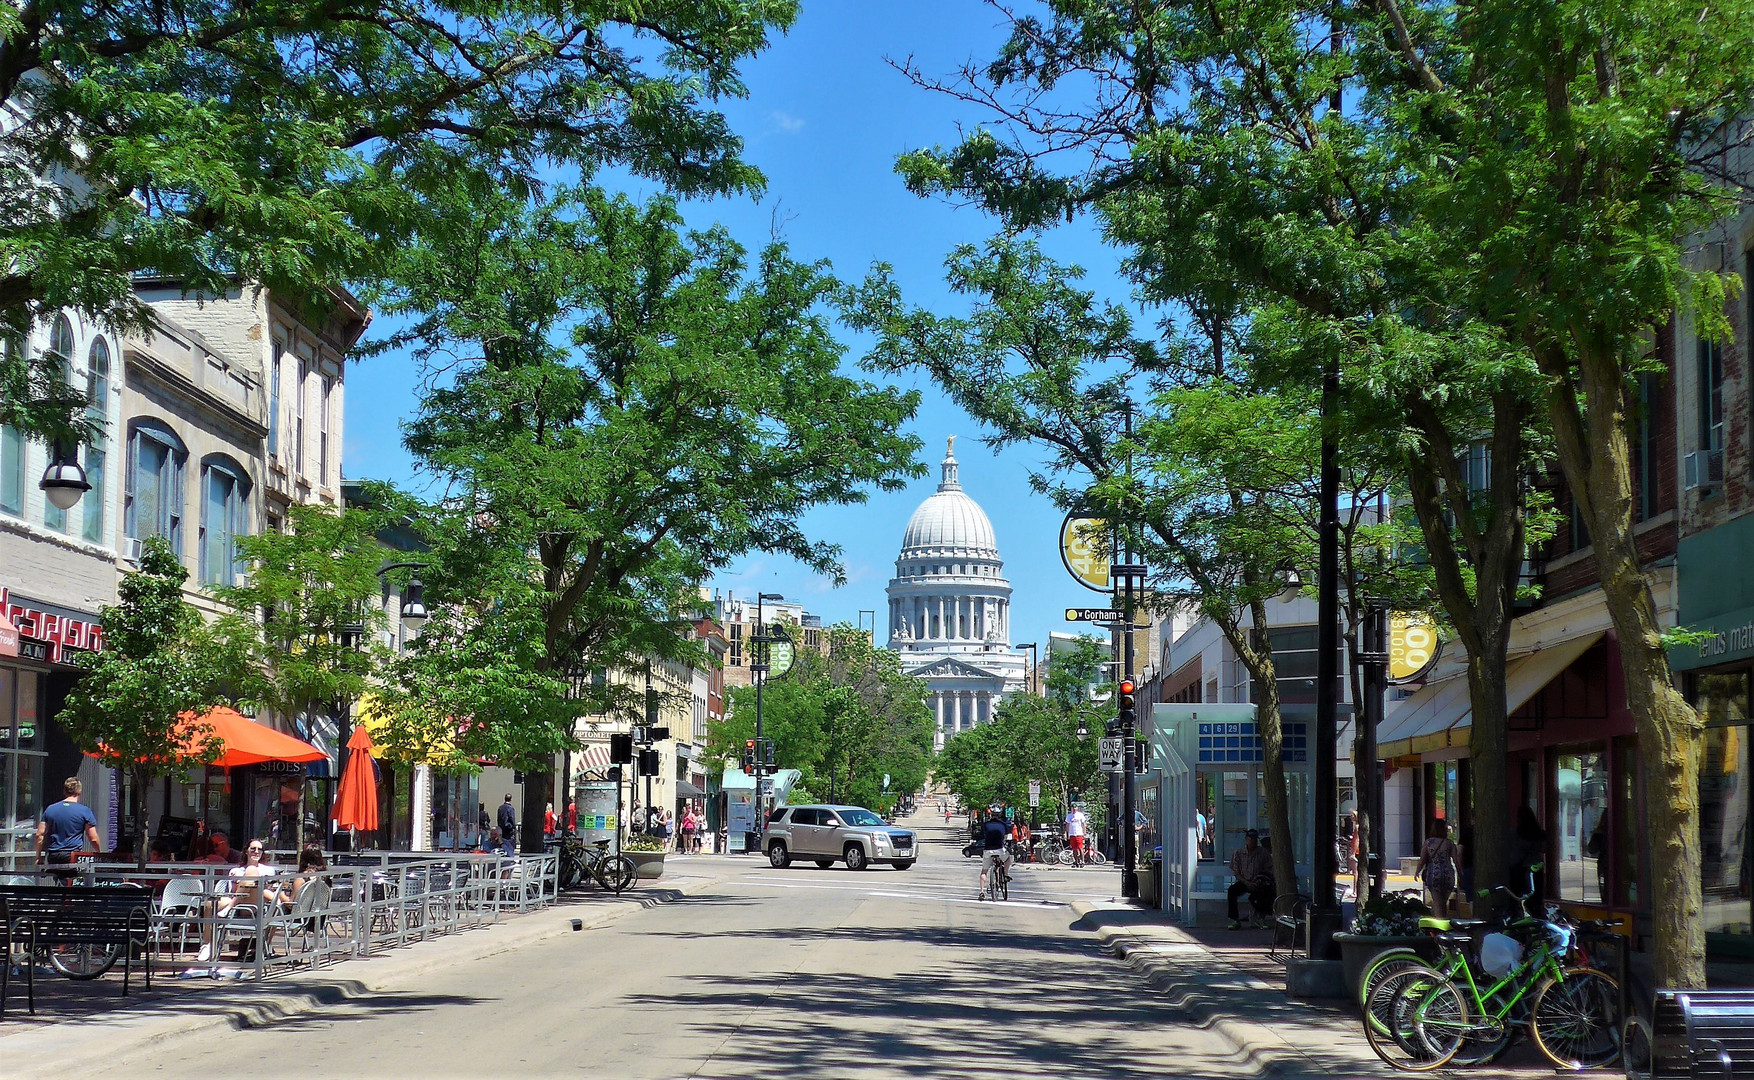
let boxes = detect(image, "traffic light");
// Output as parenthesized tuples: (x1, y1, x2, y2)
(1117, 679, 1136, 729)
(763, 738, 775, 766)
(610, 733, 633, 764)
(652, 726, 670, 742)
(743, 739, 757, 773)
(639, 748, 660, 773)
(645, 686, 659, 726)
(1135, 733, 1148, 774)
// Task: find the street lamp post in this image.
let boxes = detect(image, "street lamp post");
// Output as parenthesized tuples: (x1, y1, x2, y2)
(1017, 642, 1038, 696)
(335, 561, 428, 850)
(748, 592, 784, 847)
(1310, 347, 1343, 957)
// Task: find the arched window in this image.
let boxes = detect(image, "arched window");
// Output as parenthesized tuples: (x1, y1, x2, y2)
(82, 338, 111, 543)
(41, 316, 76, 532)
(199, 454, 250, 586)
(126, 419, 186, 556)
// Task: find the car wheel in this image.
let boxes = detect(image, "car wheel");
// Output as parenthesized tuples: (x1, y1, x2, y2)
(894, 860, 915, 870)
(768, 842, 791, 868)
(814, 859, 834, 869)
(844, 844, 868, 871)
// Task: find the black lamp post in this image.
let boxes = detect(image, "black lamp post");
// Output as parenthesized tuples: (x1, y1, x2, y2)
(335, 560, 428, 850)
(1017, 642, 1038, 695)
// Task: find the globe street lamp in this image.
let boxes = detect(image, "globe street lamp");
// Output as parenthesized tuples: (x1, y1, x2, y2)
(39, 441, 90, 510)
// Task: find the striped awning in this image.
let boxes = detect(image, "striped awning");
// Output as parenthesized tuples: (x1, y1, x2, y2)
(574, 742, 613, 775)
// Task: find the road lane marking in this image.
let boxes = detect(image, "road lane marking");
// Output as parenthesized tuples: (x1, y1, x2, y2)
(739, 879, 1059, 909)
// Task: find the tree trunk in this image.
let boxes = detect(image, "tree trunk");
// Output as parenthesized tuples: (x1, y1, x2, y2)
(1544, 342, 1706, 988)
(1465, 647, 1511, 899)
(1237, 603, 1298, 897)
(133, 765, 152, 871)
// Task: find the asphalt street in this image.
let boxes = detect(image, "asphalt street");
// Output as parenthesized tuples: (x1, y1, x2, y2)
(98, 816, 1254, 1080)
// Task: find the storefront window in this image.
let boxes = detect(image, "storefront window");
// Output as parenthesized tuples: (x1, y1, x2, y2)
(1615, 737, 1641, 908)
(1701, 724, 1751, 939)
(1195, 773, 1215, 860)
(1553, 747, 1608, 903)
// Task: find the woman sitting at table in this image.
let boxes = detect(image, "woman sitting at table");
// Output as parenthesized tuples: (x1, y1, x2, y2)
(197, 839, 276, 962)
(263, 845, 328, 955)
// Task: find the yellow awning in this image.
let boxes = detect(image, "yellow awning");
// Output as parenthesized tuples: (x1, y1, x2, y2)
(1377, 633, 1604, 758)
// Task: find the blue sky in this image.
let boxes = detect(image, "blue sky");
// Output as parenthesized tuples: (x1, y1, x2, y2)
(341, 2, 1131, 645)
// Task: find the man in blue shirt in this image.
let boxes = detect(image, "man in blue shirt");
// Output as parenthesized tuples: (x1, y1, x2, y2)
(36, 777, 100, 880)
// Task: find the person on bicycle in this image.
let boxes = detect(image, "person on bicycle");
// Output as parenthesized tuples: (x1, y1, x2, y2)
(977, 805, 1012, 899)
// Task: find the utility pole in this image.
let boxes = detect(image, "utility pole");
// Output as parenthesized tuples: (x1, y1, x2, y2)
(1311, 339, 1342, 956)
(1117, 401, 1141, 900)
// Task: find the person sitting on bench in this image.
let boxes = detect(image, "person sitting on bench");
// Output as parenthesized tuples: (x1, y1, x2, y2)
(1227, 829, 1275, 930)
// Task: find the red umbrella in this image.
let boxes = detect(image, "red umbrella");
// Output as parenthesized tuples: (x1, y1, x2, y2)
(332, 725, 379, 832)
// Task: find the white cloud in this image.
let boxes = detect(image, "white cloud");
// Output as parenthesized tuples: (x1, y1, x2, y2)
(771, 110, 806, 134)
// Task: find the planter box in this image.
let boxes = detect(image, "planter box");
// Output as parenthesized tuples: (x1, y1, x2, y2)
(626, 851, 666, 880)
(1333, 933, 1437, 1003)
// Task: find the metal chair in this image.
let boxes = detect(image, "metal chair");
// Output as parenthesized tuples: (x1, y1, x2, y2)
(1267, 893, 1311, 964)
(151, 876, 205, 957)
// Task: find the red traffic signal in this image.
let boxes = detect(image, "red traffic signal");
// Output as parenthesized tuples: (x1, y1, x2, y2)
(1118, 680, 1135, 695)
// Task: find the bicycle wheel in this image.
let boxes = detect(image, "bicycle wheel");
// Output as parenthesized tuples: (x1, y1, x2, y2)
(1621, 1014, 1653, 1080)
(603, 855, 638, 894)
(558, 854, 581, 891)
(1086, 848, 1107, 865)
(1364, 966, 1466, 1071)
(1529, 966, 1620, 1070)
(1362, 952, 1430, 1034)
(49, 943, 120, 980)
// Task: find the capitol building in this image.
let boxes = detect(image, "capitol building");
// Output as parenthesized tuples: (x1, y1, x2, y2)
(886, 438, 1029, 749)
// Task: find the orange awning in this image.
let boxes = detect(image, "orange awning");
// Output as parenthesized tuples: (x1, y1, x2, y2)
(174, 706, 327, 767)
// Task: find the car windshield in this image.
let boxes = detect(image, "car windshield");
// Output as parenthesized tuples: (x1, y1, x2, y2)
(838, 808, 884, 827)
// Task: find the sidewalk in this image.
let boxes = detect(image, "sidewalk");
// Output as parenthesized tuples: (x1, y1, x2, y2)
(0, 857, 740, 1078)
(1072, 899, 1622, 1078)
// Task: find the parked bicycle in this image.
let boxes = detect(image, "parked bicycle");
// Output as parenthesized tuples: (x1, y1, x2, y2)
(551, 834, 636, 894)
(1362, 883, 1621, 1072)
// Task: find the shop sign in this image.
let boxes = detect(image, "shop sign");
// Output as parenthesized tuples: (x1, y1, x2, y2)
(256, 761, 307, 776)
(0, 587, 105, 664)
(0, 610, 17, 657)
(1669, 605, 1754, 672)
(1060, 514, 1112, 593)
(1388, 613, 1441, 684)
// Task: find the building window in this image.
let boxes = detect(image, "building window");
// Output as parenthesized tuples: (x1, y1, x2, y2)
(319, 373, 333, 485)
(268, 339, 283, 459)
(1633, 372, 1659, 523)
(199, 457, 248, 586)
(126, 421, 185, 555)
(295, 351, 310, 475)
(1695, 671, 1752, 944)
(1570, 495, 1591, 551)
(0, 421, 22, 517)
(1700, 334, 1725, 458)
(42, 316, 74, 533)
(82, 338, 110, 543)
(1551, 747, 1608, 904)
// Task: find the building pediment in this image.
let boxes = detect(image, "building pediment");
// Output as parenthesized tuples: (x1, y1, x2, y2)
(911, 656, 1005, 680)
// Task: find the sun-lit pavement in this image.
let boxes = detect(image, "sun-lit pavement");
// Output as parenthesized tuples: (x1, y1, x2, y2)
(79, 811, 1261, 1080)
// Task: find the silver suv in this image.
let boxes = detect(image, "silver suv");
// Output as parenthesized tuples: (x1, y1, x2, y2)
(763, 804, 916, 871)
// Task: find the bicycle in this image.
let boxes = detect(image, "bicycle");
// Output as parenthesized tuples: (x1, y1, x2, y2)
(1364, 903, 1621, 1072)
(986, 855, 1011, 902)
(551, 834, 636, 894)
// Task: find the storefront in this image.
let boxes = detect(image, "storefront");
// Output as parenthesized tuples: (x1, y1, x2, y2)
(0, 587, 110, 875)
(1672, 511, 1754, 957)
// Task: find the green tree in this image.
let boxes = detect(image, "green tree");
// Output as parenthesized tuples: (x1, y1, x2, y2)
(1362, 0, 1753, 987)
(58, 538, 235, 867)
(708, 624, 935, 811)
(0, 0, 796, 440)
(212, 504, 391, 744)
(886, 2, 1548, 908)
(382, 189, 923, 852)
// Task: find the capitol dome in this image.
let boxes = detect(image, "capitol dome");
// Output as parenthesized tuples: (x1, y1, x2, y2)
(885, 437, 1028, 749)
(899, 449, 999, 558)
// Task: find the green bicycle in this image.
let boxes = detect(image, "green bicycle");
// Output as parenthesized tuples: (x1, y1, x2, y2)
(1364, 911, 1621, 1072)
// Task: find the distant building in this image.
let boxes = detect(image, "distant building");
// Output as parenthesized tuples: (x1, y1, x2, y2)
(885, 438, 1027, 750)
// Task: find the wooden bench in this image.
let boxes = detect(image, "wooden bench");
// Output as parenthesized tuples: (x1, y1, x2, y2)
(1, 883, 154, 1017)
(1627, 989, 1754, 1079)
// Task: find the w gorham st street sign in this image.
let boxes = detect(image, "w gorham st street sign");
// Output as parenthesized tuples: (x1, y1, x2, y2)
(1065, 607, 1151, 626)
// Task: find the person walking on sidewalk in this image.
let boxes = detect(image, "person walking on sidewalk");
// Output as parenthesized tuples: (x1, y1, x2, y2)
(1065, 805, 1089, 867)
(1417, 818, 1459, 918)
(498, 794, 517, 857)
(1227, 829, 1274, 929)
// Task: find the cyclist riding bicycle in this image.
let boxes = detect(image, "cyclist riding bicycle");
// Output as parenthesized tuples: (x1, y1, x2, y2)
(977, 805, 1012, 900)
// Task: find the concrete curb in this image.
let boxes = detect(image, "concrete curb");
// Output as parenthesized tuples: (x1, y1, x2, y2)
(1069, 900, 1337, 1078)
(1, 870, 734, 1078)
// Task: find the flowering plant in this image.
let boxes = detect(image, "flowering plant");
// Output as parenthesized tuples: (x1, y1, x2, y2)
(1351, 891, 1430, 936)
